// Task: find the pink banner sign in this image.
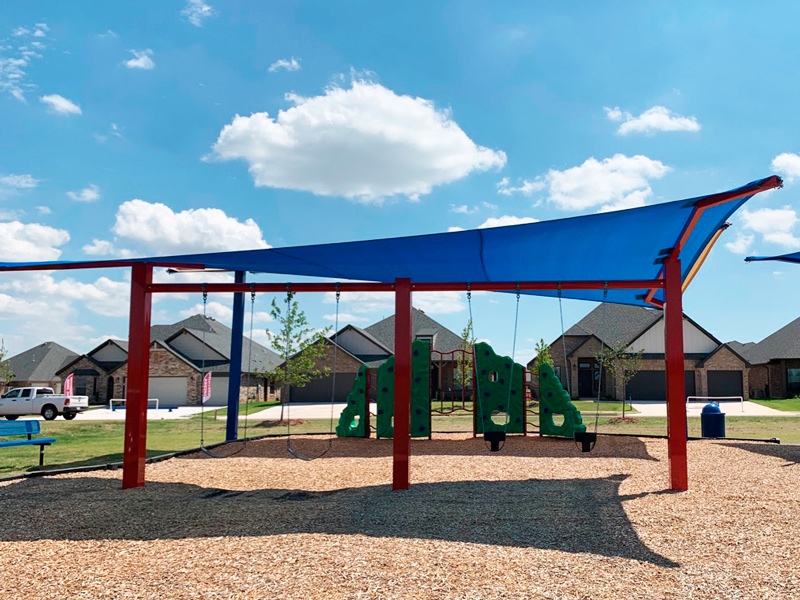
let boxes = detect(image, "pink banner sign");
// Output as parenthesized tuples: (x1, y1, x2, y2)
(64, 373, 74, 396)
(202, 372, 212, 403)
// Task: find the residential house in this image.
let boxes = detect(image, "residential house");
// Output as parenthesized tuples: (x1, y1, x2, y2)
(1, 342, 79, 394)
(57, 315, 282, 406)
(529, 304, 750, 401)
(732, 316, 800, 398)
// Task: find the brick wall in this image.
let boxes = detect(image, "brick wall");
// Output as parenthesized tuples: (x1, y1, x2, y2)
(696, 347, 749, 400)
(109, 345, 202, 405)
(58, 356, 111, 404)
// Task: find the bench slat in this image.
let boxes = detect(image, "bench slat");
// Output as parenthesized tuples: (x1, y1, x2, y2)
(0, 438, 56, 448)
(0, 420, 42, 436)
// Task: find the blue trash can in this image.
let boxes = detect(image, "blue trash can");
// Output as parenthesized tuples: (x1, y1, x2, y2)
(701, 402, 725, 438)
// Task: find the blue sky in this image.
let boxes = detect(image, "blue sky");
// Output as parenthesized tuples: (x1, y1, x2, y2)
(2, 1, 800, 362)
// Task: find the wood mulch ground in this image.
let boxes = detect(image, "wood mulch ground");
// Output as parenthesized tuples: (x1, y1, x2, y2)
(1, 434, 798, 600)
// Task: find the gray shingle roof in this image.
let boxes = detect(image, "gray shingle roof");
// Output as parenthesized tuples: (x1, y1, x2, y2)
(152, 314, 282, 374)
(564, 304, 663, 347)
(365, 308, 462, 354)
(6, 342, 79, 382)
(740, 316, 800, 364)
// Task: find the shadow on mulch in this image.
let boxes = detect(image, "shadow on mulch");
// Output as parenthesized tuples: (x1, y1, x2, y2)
(0, 473, 678, 568)
(720, 441, 800, 465)
(181, 434, 659, 462)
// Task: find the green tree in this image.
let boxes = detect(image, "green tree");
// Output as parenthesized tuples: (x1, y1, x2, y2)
(261, 293, 331, 421)
(456, 319, 475, 389)
(595, 341, 644, 414)
(530, 338, 553, 385)
(0, 339, 13, 388)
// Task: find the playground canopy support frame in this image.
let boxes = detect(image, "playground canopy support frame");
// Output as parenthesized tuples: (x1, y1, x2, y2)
(0, 175, 783, 493)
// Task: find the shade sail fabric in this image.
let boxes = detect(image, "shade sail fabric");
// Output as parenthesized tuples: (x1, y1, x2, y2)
(0, 176, 781, 307)
(745, 251, 800, 264)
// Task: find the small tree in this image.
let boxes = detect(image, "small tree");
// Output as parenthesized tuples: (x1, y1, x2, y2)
(455, 319, 475, 390)
(530, 338, 553, 382)
(0, 339, 13, 390)
(595, 341, 644, 416)
(261, 293, 331, 421)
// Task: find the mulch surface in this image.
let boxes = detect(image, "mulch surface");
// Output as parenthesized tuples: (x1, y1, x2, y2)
(1, 434, 799, 599)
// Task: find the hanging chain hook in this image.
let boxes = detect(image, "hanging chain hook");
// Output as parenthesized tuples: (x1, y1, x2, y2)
(516, 282, 521, 300)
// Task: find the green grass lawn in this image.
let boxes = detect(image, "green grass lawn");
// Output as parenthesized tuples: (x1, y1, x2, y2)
(3, 409, 797, 479)
(751, 398, 800, 411)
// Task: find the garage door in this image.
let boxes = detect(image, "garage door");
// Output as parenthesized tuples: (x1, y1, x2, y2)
(707, 371, 743, 397)
(290, 373, 359, 403)
(626, 371, 696, 401)
(148, 377, 188, 406)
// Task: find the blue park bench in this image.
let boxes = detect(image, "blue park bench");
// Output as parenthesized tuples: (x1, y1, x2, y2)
(0, 420, 57, 467)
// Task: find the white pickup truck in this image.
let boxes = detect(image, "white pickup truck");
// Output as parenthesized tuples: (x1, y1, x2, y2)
(0, 387, 89, 421)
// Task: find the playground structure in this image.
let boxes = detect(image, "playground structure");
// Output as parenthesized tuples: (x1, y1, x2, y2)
(0, 176, 783, 493)
(334, 339, 587, 441)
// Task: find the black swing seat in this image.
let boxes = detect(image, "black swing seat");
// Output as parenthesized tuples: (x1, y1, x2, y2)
(574, 431, 597, 453)
(483, 431, 506, 452)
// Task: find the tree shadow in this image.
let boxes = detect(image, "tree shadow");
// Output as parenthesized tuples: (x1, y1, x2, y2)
(719, 442, 800, 466)
(181, 434, 659, 461)
(0, 473, 677, 567)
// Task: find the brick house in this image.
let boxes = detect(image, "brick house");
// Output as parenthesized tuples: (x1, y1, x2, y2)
(529, 304, 751, 401)
(57, 315, 282, 406)
(732, 316, 800, 398)
(1, 342, 79, 394)
(287, 308, 464, 402)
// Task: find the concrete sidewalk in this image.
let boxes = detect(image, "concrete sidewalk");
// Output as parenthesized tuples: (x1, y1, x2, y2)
(631, 400, 800, 417)
(244, 403, 375, 421)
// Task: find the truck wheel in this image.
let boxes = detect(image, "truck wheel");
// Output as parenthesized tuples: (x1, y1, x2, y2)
(41, 405, 58, 421)
(63, 411, 77, 420)
(4, 415, 19, 420)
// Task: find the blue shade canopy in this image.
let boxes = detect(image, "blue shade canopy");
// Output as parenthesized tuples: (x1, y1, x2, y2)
(0, 176, 781, 307)
(745, 251, 800, 264)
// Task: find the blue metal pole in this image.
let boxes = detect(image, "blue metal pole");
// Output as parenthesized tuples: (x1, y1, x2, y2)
(226, 271, 246, 441)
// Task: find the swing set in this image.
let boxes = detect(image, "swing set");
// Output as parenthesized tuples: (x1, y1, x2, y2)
(0, 175, 782, 493)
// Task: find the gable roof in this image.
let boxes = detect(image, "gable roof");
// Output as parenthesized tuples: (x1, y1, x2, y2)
(741, 315, 800, 364)
(365, 308, 462, 354)
(563, 304, 663, 347)
(151, 314, 282, 373)
(696, 343, 751, 368)
(6, 342, 79, 382)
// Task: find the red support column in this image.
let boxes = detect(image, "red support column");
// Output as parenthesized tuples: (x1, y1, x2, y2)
(393, 278, 412, 491)
(122, 263, 153, 489)
(664, 256, 688, 491)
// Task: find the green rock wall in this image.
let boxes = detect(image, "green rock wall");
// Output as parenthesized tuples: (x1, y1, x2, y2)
(538, 363, 586, 438)
(375, 339, 431, 439)
(473, 342, 525, 434)
(335, 365, 370, 437)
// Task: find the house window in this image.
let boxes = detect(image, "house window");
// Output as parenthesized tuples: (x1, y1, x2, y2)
(75, 376, 89, 396)
(788, 369, 800, 396)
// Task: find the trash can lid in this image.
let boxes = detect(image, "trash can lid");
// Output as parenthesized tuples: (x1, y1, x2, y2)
(702, 401, 723, 414)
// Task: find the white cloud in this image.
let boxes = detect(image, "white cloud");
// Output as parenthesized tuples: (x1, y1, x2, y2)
(1, 24, 50, 101)
(496, 177, 546, 196)
(740, 207, 800, 250)
(323, 290, 465, 316)
(0, 173, 38, 196)
(771, 153, 800, 183)
(269, 57, 301, 73)
(82, 239, 135, 258)
(450, 204, 477, 215)
(479, 215, 539, 228)
(33, 24, 48, 37)
(182, 0, 217, 26)
(447, 226, 466, 232)
(210, 80, 506, 202)
(605, 105, 701, 136)
(124, 49, 155, 70)
(40, 93, 82, 115)
(544, 154, 670, 212)
(0, 209, 24, 220)
(66, 184, 101, 202)
(482, 201, 498, 210)
(724, 232, 754, 255)
(324, 312, 369, 324)
(0, 221, 70, 261)
(36, 206, 51, 215)
(106, 199, 270, 255)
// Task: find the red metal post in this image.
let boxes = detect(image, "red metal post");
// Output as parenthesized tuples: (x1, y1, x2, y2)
(393, 278, 412, 491)
(122, 263, 153, 489)
(664, 256, 688, 491)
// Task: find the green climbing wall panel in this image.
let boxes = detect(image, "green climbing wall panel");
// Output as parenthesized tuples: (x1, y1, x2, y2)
(473, 342, 525, 434)
(375, 339, 431, 439)
(538, 363, 586, 438)
(335, 365, 370, 437)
